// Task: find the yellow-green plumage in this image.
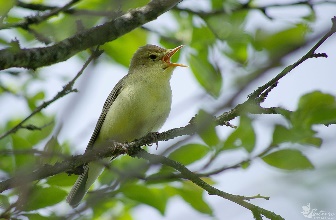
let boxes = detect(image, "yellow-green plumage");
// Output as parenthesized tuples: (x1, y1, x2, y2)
(66, 44, 185, 207)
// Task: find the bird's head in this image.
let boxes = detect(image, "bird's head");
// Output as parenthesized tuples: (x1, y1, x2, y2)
(129, 44, 186, 75)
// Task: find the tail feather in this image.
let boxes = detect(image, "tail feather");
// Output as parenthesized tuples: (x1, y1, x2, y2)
(66, 159, 109, 208)
(66, 165, 90, 207)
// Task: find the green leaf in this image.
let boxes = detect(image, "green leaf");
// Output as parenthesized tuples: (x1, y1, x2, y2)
(189, 25, 222, 97)
(47, 173, 78, 187)
(23, 186, 67, 211)
(0, 133, 15, 173)
(11, 134, 35, 169)
(224, 41, 249, 64)
(121, 184, 168, 214)
(194, 110, 220, 147)
(272, 125, 291, 146)
(92, 198, 119, 219)
(102, 29, 147, 67)
(36, 15, 77, 42)
(27, 91, 45, 111)
(100, 157, 149, 186)
(40, 135, 63, 165)
(254, 24, 309, 57)
(23, 213, 57, 220)
(146, 166, 176, 184)
(0, 0, 15, 18)
(176, 182, 212, 214)
(168, 144, 209, 165)
(0, 194, 10, 210)
(190, 26, 216, 50)
(292, 91, 336, 127)
(77, 0, 148, 11)
(302, 10, 316, 22)
(223, 115, 256, 152)
(276, 108, 292, 121)
(205, 11, 248, 41)
(262, 149, 314, 170)
(211, 0, 223, 9)
(272, 124, 322, 147)
(241, 161, 250, 169)
(15, 113, 55, 146)
(0, 156, 14, 174)
(299, 137, 322, 147)
(188, 51, 222, 98)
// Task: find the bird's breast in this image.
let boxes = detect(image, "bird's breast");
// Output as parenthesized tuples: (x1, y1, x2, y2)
(98, 80, 172, 143)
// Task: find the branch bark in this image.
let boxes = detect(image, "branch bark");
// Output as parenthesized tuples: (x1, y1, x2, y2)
(136, 149, 284, 220)
(0, 0, 183, 70)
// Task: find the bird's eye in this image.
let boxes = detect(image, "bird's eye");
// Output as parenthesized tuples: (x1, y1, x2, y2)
(149, 54, 157, 60)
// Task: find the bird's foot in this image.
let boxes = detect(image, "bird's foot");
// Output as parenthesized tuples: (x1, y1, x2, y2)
(119, 142, 129, 154)
(66, 164, 85, 176)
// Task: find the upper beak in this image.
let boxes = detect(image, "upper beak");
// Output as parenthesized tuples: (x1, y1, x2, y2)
(162, 45, 187, 67)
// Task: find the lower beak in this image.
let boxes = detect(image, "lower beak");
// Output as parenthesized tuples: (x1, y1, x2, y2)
(162, 45, 187, 67)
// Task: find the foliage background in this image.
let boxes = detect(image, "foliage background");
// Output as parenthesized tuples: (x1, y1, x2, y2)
(0, 0, 336, 219)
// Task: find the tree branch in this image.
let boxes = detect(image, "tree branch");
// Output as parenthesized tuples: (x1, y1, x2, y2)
(0, 0, 80, 30)
(135, 149, 283, 220)
(0, 138, 281, 219)
(0, 104, 299, 193)
(0, 0, 184, 70)
(175, 0, 335, 18)
(16, 0, 119, 18)
(248, 16, 336, 100)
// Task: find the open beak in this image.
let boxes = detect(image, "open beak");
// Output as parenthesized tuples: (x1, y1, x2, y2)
(162, 45, 187, 67)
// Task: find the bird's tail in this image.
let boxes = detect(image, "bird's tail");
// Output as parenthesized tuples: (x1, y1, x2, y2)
(66, 160, 108, 208)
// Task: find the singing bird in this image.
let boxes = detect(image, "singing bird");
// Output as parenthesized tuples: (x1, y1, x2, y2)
(66, 44, 186, 207)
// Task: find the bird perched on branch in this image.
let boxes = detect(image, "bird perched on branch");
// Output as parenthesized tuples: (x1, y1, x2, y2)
(66, 44, 186, 207)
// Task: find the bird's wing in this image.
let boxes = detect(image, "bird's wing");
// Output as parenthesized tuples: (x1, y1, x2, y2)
(67, 76, 126, 207)
(85, 76, 126, 152)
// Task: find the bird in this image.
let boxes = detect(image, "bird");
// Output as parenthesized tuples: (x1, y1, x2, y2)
(66, 44, 186, 207)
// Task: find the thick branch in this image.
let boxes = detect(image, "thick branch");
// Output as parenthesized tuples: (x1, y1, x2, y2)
(0, 0, 183, 70)
(0, 104, 287, 193)
(0, 139, 281, 219)
(0, 142, 126, 193)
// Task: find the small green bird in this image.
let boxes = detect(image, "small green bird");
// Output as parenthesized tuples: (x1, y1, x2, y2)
(66, 44, 186, 207)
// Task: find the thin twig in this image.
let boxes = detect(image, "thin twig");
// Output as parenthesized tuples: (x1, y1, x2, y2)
(0, 48, 102, 140)
(0, 0, 80, 30)
(175, 0, 336, 17)
(248, 16, 336, 100)
(16, 0, 119, 17)
(136, 149, 283, 220)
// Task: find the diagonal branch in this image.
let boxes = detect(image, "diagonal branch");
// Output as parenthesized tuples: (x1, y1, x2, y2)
(248, 16, 336, 100)
(0, 0, 184, 70)
(0, 104, 294, 193)
(175, 0, 336, 18)
(135, 149, 283, 220)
